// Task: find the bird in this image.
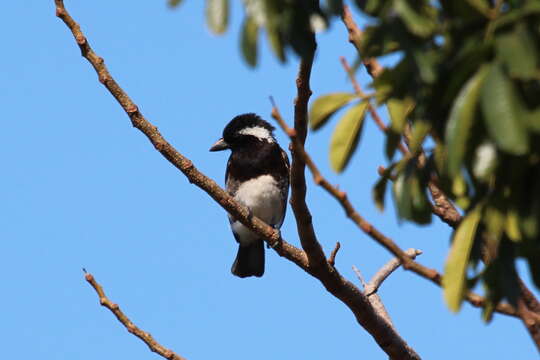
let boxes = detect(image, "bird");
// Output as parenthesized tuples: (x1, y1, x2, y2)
(210, 113, 290, 278)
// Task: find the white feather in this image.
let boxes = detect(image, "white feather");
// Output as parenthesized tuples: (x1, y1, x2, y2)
(238, 126, 275, 142)
(230, 175, 283, 245)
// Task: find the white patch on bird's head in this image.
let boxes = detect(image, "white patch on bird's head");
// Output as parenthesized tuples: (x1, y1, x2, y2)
(238, 126, 275, 143)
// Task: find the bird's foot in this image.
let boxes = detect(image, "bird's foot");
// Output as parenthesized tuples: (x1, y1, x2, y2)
(268, 227, 282, 249)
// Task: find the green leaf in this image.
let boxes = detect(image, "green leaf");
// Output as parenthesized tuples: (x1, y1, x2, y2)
(446, 65, 491, 177)
(329, 101, 369, 172)
(325, 0, 344, 15)
(206, 0, 229, 34)
(444, 206, 482, 312)
(309, 93, 357, 130)
(496, 24, 539, 79)
(240, 16, 259, 67)
(393, 172, 412, 220)
(465, 0, 490, 15)
(168, 0, 185, 7)
(505, 208, 522, 242)
(480, 63, 529, 155)
(372, 164, 396, 211)
(394, 0, 436, 38)
(392, 160, 432, 224)
(264, 0, 286, 63)
(373, 176, 389, 211)
(387, 97, 415, 133)
(385, 130, 402, 160)
(409, 120, 431, 153)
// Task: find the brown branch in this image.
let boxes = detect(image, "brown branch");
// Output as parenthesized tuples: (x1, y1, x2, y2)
(84, 271, 187, 360)
(355, 250, 423, 330)
(365, 249, 423, 296)
(340, 5, 383, 78)
(55, 2, 421, 359)
(289, 42, 328, 268)
(353, 265, 395, 330)
(271, 104, 519, 319)
(328, 241, 341, 267)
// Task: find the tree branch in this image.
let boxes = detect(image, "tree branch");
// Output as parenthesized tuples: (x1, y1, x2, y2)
(352, 265, 395, 330)
(289, 42, 328, 268)
(84, 271, 187, 360)
(55, 2, 420, 359)
(340, 5, 382, 78)
(365, 249, 423, 296)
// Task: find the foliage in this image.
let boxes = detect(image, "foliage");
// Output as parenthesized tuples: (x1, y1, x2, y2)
(170, 0, 540, 317)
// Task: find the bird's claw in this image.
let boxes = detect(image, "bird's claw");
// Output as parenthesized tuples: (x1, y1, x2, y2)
(269, 227, 282, 249)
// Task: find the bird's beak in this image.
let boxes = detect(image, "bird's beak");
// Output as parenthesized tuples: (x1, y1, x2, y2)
(209, 138, 229, 152)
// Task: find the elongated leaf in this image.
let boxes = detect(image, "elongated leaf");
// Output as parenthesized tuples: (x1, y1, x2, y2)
(446, 65, 490, 177)
(309, 93, 357, 130)
(387, 97, 415, 133)
(264, 0, 286, 62)
(465, 0, 490, 14)
(385, 131, 402, 160)
(373, 176, 389, 211)
(505, 208, 522, 242)
(496, 24, 538, 79)
(392, 161, 432, 224)
(480, 63, 529, 155)
(444, 206, 482, 312)
(206, 0, 229, 34)
(394, 0, 436, 38)
(409, 120, 431, 153)
(240, 16, 259, 67)
(329, 101, 369, 172)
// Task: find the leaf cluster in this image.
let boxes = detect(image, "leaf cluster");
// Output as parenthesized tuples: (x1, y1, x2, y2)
(312, 0, 540, 316)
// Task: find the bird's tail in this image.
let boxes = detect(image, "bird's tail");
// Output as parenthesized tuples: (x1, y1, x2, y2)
(231, 241, 265, 278)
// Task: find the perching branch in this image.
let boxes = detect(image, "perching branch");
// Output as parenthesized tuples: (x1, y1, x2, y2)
(84, 271, 187, 360)
(55, 1, 421, 359)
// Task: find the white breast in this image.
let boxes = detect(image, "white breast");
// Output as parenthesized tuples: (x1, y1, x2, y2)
(230, 174, 284, 245)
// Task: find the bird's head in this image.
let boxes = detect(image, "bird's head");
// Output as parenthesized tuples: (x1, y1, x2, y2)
(209, 113, 276, 152)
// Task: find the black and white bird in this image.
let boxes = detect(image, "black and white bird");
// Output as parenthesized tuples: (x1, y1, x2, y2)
(210, 113, 290, 278)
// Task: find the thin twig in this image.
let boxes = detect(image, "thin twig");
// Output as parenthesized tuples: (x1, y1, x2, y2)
(328, 242, 341, 267)
(84, 271, 187, 360)
(365, 249, 423, 296)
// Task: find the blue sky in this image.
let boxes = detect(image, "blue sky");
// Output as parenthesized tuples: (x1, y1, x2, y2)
(1, 1, 537, 359)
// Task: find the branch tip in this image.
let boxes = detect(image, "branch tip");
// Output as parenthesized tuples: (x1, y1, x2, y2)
(328, 241, 341, 267)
